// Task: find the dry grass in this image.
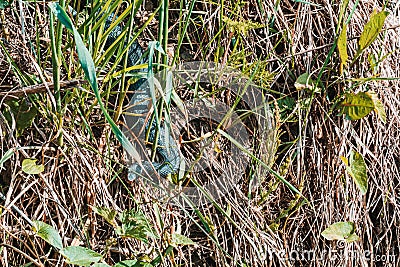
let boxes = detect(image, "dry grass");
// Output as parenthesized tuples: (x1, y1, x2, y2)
(1, 0, 400, 266)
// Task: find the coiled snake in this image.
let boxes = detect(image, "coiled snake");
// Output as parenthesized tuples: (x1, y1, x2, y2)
(104, 15, 181, 180)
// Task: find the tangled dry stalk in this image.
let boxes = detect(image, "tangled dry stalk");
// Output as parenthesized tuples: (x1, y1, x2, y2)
(0, 0, 399, 266)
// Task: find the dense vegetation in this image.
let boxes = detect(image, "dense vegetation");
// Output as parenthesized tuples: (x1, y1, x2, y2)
(0, 0, 399, 266)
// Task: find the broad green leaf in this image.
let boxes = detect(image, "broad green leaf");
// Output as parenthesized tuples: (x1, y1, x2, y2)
(339, 91, 375, 120)
(337, 24, 348, 73)
(356, 10, 389, 57)
(22, 159, 44, 175)
(294, 72, 320, 92)
(171, 233, 196, 246)
(60, 246, 102, 266)
(32, 220, 63, 250)
(349, 151, 368, 194)
(346, 233, 360, 243)
(341, 150, 368, 195)
(321, 221, 359, 243)
(4, 99, 37, 137)
(115, 210, 158, 242)
(92, 206, 117, 226)
(0, 0, 11, 9)
(366, 91, 386, 123)
(49, 3, 141, 165)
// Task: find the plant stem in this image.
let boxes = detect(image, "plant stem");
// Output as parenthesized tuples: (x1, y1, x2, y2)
(157, 0, 169, 69)
(162, 0, 169, 66)
(49, 0, 65, 147)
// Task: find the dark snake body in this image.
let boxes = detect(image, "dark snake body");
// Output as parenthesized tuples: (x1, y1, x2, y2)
(104, 15, 181, 179)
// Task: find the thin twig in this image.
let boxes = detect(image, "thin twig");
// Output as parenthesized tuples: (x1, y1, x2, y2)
(0, 79, 86, 99)
(0, 243, 44, 267)
(0, 191, 33, 226)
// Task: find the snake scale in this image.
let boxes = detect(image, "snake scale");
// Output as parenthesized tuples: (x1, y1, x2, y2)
(104, 15, 181, 179)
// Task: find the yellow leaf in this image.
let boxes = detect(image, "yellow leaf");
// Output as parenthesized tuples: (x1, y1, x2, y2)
(342, 151, 368, 195)
(356, 10, 389, 57)
(339, 92, 375, 120)
(337, 24, 348, 73)
(366, 91, 386, 123)
(340, 156, 348, 166)
(22, 159, 44, 175)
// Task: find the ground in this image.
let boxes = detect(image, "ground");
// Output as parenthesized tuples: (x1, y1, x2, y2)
(0, 0, 399, 266)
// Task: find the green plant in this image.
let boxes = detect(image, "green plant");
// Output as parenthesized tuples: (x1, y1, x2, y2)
(32, 206, 196, 267)
(321, 221, 359, 243)
(335, 8, 388, 121)
(0, 0, 11, 9)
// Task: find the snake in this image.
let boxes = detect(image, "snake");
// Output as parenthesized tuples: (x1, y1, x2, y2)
(104, 14, 181, 180)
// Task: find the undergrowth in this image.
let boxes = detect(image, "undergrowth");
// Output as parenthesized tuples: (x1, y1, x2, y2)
(0, 0, 399, 266)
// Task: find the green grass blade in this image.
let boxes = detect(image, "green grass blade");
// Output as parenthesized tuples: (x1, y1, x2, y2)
(49, 3, 141, 162)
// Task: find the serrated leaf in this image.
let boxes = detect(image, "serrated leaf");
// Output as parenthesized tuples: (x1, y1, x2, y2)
(32, 220, 63, 250)
(60, 246, 102, 266)
(4, 99, 37, 137)
(92, 206, 117, 226)
(115, 210, 158, 242)
(321, 221, 358, 243)
(22, 159, 44, 175)
(356, 10, 389, 57)
(338, 24, 348, 73)
(366, 91, 386, 123)
(339, 92, 375, 120)
(171, 233, 196, 246)
(294, 72, 319, 92)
